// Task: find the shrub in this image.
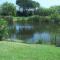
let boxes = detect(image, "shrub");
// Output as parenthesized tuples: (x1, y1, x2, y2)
(36, 40, 42, 44)
(0, 19, 8, 40)
(50, 13, 60, 24)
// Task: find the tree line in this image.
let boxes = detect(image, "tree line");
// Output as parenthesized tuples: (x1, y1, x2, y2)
(0, 0, 60, 16)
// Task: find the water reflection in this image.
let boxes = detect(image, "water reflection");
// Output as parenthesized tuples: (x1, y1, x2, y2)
(8, 22, 60, 45)
(27, 32, 51, 43)
(16, 24, 33, 31)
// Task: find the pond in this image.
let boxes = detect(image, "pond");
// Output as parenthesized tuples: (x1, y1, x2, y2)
(8, 22, 60, 45)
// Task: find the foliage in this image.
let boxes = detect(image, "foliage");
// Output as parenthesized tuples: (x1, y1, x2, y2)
(16, 0, 40, 9)
(36, 40, 42, 44)
(34, 5, 60, 16)
(0, 19, 8, 40)
(50, 13, 60, 24)
(51, 13, 59, 20)
(28, 15, 40, 24)
(0, 6, 2, 15)
(1, 2, 16, 16)
(16, 0, 40, 16)
(50, 6, 60, 14)
(35, 7, 56, 16)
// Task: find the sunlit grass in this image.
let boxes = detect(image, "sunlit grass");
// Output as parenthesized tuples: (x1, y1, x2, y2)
(0, 41, 60, 60)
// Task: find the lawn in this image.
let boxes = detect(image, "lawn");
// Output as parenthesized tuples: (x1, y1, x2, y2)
(0, 41, 60, 60)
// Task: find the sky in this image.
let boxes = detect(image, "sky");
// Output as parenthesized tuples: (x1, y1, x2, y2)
(0, 0, 60, 8)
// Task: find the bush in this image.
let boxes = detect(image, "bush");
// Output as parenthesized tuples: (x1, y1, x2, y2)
(36, 40, 42, 44)
(28, 15, 40, 24)
(1, 2, 16, 16)
(50, 13, 60, 24)
(0, 19, 8, 40)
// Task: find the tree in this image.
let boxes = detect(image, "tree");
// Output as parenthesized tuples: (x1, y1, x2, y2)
(16, 0, 40, 16)
(0, 6, 2, 15)
(49, 6, 60, 15)
(35, 7, 54, 16)
(0, 19, 8, 40)
(16, 0, 40, 9)
(1, 2, 16, 16)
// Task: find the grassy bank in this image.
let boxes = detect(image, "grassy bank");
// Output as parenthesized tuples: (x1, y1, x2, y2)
(13, 16, 50, 21)
(0, 41, 60, 60)
(1, 15, 60, 24)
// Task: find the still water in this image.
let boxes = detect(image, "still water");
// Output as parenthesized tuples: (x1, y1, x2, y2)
(8, 22, 60, 44)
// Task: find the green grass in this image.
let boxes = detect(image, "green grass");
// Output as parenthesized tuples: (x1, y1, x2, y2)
(0, 41, 60, 60)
